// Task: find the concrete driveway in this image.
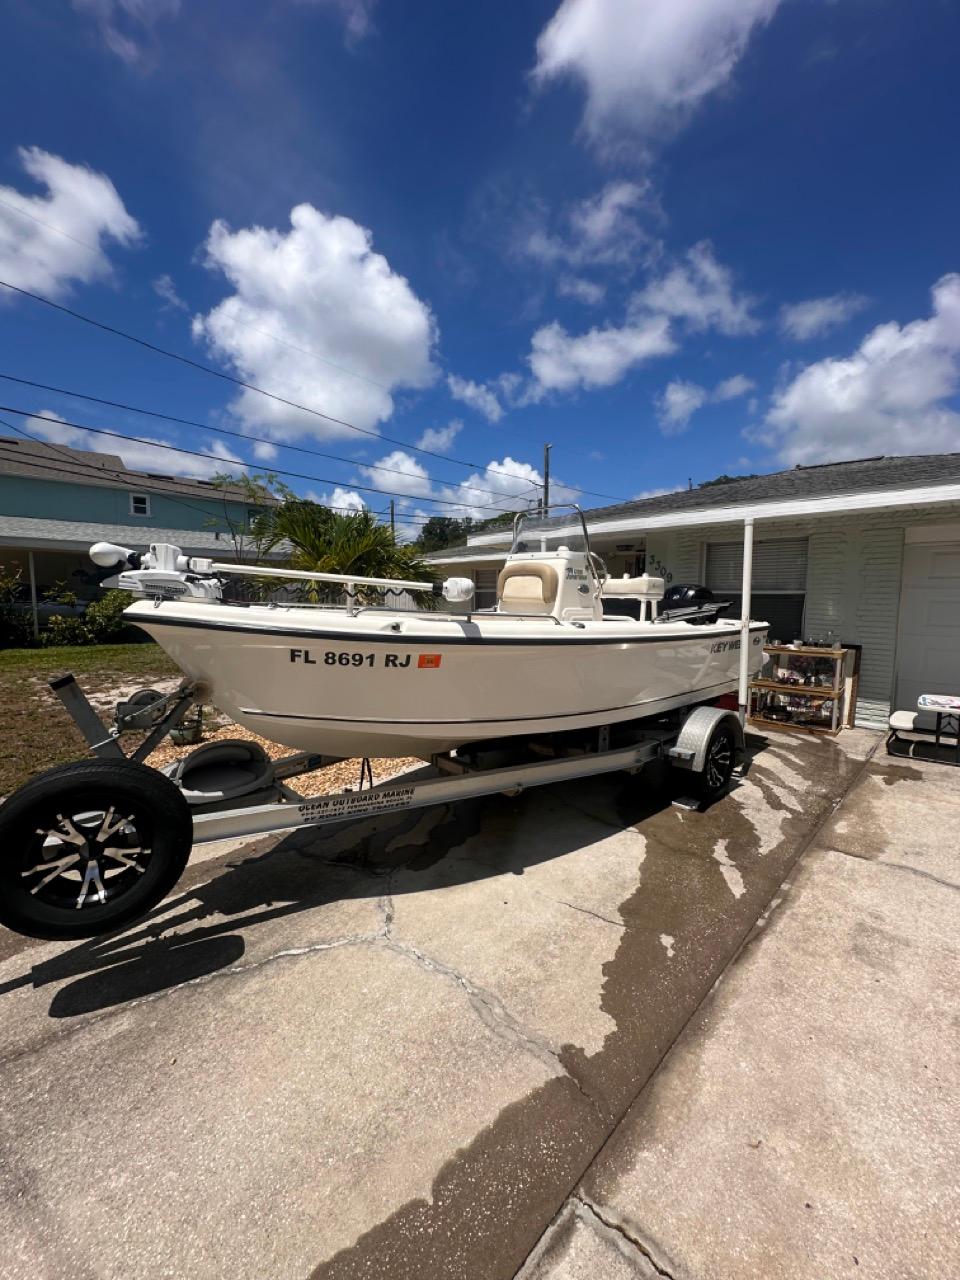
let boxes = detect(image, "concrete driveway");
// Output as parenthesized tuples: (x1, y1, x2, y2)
(0, 728, 954, 1279)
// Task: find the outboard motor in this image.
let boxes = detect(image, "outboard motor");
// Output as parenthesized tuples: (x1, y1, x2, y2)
(658, 584, 731, 625)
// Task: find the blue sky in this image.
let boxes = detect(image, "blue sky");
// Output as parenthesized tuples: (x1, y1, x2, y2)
(1, 0, 959, 535)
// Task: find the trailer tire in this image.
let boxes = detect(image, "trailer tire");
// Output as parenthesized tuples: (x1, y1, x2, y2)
(0, 759, 193, 940)
(688, 721, 737, 802)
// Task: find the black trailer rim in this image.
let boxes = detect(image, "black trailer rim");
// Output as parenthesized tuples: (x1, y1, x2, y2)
(20, 799, 155, 914)
(704, 728, 734, 793)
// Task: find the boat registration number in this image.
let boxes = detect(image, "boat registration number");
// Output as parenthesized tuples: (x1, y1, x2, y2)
(289, 648, 441, 670)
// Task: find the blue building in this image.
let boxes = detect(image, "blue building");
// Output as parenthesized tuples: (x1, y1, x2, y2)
(0, 435, 276, 634)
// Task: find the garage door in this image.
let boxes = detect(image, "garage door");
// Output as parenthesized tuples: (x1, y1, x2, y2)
(895, 543, 960, 713)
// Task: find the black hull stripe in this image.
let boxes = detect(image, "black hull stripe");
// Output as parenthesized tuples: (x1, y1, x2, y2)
(239, 679, 741, 728)
(137, 614, 769, 648)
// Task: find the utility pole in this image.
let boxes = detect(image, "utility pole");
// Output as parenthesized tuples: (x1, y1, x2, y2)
(389, 499, 395, 535)
(543, 442, 552, 514)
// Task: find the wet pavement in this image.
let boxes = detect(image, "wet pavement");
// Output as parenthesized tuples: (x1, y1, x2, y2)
(2, 727, 948, 1279)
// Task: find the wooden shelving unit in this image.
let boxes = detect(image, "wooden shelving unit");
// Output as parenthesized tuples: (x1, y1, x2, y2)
(749, 643, 854, 736)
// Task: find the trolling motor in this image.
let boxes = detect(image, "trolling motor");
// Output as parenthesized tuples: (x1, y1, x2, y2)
(90, 542, 224, 601)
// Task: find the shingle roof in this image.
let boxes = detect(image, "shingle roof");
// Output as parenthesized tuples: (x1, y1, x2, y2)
(0, 514, 287, 558)
(468, 452, 960, 541)
(423, 544, 507, 563)
(0, 436, 267, 503)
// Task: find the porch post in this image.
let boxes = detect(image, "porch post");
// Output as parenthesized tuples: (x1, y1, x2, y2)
(27, 549, 39, 641)
(737, 517, 755, 728)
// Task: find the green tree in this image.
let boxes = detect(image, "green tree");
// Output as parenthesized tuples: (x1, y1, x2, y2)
(210, 470, 291, 562)
(254, 500, 439, 602)
(414, 515, 474, 553)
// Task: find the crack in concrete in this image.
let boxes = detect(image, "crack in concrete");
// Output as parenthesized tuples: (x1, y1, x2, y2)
(378, 935, 606, 1122)
(828, 847, 959, 892)
(574, 1193, 676, 1278)
(4, 900, 606, 1130)
(548, 897, 625, 929)
(0, 931, 383, 1068)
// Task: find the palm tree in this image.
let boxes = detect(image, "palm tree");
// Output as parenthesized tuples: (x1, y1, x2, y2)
(253, 500, 439, 602)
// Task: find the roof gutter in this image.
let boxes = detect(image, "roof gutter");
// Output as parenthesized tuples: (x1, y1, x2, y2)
(465, 482, 960, 546)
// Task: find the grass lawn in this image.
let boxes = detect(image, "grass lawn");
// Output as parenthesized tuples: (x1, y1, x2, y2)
(0, 643, 179, 797)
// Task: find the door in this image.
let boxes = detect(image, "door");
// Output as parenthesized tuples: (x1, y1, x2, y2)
(895, 543, 960, 714)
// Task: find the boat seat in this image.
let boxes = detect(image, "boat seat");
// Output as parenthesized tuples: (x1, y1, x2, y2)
(497, 561, 560, 615)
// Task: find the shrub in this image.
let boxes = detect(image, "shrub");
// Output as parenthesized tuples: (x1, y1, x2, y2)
(35, 590, 140, 649)
(41, 615, 90, 647)
(83, 590, 139, 644)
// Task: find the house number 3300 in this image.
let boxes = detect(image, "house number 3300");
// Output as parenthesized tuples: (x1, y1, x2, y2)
(648, 556, 673, 584)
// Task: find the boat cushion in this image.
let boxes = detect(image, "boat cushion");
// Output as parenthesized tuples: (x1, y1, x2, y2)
(497, 562, 560, 614)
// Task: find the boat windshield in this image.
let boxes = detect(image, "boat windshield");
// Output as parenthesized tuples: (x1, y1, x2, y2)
(510, 506, 589, 556)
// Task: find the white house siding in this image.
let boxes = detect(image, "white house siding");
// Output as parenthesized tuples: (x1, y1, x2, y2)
(647, 503, 960, 727)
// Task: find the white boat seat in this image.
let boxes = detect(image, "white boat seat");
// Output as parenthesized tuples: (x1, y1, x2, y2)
(497, 561, 560, 615)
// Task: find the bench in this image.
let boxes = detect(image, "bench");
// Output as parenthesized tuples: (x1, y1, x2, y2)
(887, 696, 960, 765)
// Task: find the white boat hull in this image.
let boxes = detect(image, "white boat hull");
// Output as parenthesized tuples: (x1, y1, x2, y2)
(127, 600, 768, 758)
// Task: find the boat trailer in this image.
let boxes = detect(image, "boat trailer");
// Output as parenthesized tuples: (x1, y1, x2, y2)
(0, 673, 745, 941)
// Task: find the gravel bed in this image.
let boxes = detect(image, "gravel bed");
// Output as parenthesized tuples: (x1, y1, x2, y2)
(145, 721, 424, 797)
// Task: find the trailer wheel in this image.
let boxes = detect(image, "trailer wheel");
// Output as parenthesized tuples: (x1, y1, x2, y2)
(689, 721, 737, 802)
(0, 759, 192, 940)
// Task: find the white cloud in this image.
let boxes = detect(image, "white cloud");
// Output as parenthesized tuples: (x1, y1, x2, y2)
(436, 456, 570, 519)
(528, 314, 676, 395)
(447, 374, 503, 422)
(24, 411, 246, 479)
(656, 380, 708, 434)
(0, 147, 140, 299)
(633, 485, 680, 500)
(779, 293, 870, 342)
(534, 0, 781, 149)
(416, 420, 462, 453)
(303, 0, 378, 44)
(633, 241, 758, 335)
(523, 180, 656, 271)
(764, 273, 960, 464)
(360, 449, 432, 500)
(72, 0, 180, 64)
(521, 244, 754, 402)
(152, 272, 188, 312)
(307, 486, 367, 514)
(714, 373, 755, 401)
(351, 450, 572, 522)
(557, 276, 606, 305)
(252, 440, 279, 462)
(193, 204, 437, 443)
(654, 371, 755, 434)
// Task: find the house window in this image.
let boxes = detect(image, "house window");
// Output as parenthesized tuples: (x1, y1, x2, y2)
(248, 508, 261, 530)
(474, 569, 498, 610)
(704, 537, 808, 640)
(129, 493, 151, 517)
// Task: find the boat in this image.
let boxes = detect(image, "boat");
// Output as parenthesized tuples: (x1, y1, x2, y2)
(91, 508, 768, 759)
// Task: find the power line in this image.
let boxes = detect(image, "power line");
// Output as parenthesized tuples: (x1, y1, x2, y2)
(0, 402, 537, 515)
(0, 278, 625, 503)
(0, 432, 505, 543)
(0, 373, 542, 505)
(0, 279, 507, 472)
(0, 424, 447, 533)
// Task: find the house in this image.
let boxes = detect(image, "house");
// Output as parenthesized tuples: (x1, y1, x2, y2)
(0, 435, 276, 635)
(425, 453, 960, 728)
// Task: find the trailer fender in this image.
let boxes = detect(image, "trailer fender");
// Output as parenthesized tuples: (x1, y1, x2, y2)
(667, 706, 744, 774)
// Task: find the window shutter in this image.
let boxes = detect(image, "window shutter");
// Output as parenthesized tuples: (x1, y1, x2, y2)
(705, 538, 808, 592)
